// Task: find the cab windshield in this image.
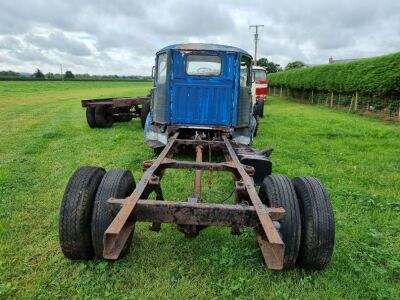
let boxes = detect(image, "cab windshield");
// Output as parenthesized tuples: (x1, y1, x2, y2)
(254, 69, 267, 82)
(186, 55, 221, 76)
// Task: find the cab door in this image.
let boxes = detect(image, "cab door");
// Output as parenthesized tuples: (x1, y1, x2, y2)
(170, 51, 236, 126)
(152, 52, 169, 124)
(237, 55, 253, 126)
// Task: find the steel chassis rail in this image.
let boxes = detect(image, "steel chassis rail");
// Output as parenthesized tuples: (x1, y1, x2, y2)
(81, 96, 150, 108)
(104, 132, 285, 270)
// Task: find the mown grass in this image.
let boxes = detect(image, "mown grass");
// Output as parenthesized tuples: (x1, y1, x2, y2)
(0, 81, 399, 299)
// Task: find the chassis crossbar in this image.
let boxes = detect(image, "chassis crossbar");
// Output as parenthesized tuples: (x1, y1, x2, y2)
(103, 132, 285, 269)
(108, 199, 285, 227)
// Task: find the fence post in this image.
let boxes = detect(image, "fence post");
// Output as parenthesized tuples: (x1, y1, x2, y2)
(330, 92, 334, 107)
(311, 90, 314, 104)
(280, 86, 283, 97)
(398, 103, 400, 121)
(355, 91, 359, 111)
(348, 94, 354, 112)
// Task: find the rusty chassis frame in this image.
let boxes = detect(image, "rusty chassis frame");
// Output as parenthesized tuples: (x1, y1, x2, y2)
(104, 132, 286, 270)
(81, 96, 150, 108)
(81, 96, 150, 120)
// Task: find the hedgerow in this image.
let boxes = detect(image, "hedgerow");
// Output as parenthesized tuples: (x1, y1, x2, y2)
(268, 52, 400, 97)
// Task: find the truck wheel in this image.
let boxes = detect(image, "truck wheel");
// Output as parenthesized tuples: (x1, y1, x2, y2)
(95, 106, 114, 128)
(140, 101, 150, 129)
(292, 176, 335, 270)
(253, 115, 259, 137)
(258, 175, 301, 269)
(59, 166, 106, 260)
(153, 147, 164, 155)
(86, 107, 97, 128)
(259, 100, 265, 118)
(91, 170, 136, 259)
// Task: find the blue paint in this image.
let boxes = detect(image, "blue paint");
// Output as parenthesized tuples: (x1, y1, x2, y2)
(151, 43, 253, 129)
(169, 50, 236, 126)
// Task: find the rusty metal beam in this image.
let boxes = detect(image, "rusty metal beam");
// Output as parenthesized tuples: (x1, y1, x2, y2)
(255, 229, 285, 270)
(176, 139, 225, 146)
(81, 97, 150, 108)
(158, 159, 249, 175)
(222, 136, 284, 270)
(194, 145, 203, 200)
(102, 132, 179, 259)
(107, 199, 285, 227)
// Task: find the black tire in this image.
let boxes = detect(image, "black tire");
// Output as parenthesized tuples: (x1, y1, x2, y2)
(259, 175, 301, 269)
(86, 107, 97, 128)
(259, 100, 265, 118)
(59, 166, 106, 260)
(153, 147, 164, 155)
(253, 115, 259, 138)
(140, 101, 150, 129)
(95, 106, 114, 128)
(91, 170, 136, 259)
(292, 176, 335, 270)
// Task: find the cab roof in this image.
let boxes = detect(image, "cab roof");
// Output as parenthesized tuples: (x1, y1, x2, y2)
(253, 66, 267, 70)
(157, 43, 252, 57)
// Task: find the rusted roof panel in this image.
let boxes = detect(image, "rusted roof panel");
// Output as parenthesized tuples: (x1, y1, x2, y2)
(157, 43, 251, 56)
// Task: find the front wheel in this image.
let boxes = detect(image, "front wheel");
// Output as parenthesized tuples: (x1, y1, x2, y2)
(140, 101, 150, 129)
(258, 99, 265, 118)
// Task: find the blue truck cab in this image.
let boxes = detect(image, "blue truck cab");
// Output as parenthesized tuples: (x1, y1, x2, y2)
(145, 43, 257, 149)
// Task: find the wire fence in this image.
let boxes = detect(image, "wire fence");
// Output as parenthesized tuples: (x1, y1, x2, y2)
(269, 86, 400, 121)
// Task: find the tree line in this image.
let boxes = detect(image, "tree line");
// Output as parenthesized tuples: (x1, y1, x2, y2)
(0, 69, 151, 81)
(256, 58, 306, 73)
(1, 58, 308, 80)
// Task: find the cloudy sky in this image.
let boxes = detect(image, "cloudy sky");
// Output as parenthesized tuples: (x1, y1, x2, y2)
(0, 0, 399, 75)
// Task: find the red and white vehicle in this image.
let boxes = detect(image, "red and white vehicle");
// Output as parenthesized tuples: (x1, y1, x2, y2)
(252, 66, 268, 118)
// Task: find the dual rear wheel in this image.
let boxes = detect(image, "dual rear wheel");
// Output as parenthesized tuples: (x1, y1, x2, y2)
(86, 106, 114, 128)
(86, 102, 150, 129)
(259, 175, 335, 270)
(59, 167, 136, 260)
(59, 168, 334, 270)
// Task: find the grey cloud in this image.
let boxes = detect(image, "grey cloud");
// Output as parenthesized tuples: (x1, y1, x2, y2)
(25, 32, 91, 56)
(0, 36, 22, 50)
(0, 0, 399, 74)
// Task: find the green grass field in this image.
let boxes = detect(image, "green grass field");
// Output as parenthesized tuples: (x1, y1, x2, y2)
(0, 81, 399, 299)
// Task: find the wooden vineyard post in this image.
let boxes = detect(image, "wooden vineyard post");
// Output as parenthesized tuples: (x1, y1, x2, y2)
(348, 94, 354, 112)
(311, 90, 314, 104)
(398, 103, 400, 121)
(355, 91, 359, 111)
(330, 92, 334, 108)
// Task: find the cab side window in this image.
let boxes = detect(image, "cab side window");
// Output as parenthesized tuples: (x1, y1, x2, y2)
(157, 53, 167, 84)
(240, 56, 251, 87)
